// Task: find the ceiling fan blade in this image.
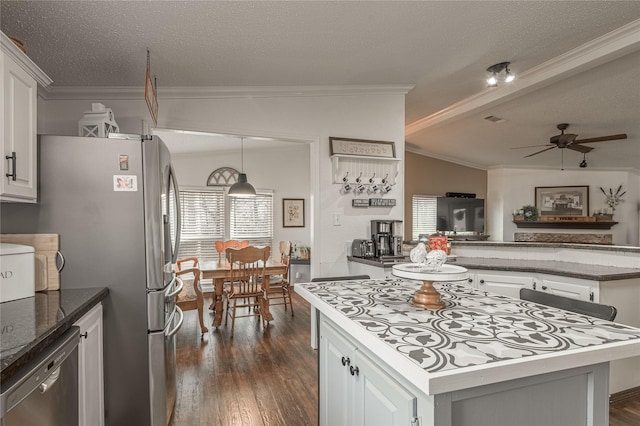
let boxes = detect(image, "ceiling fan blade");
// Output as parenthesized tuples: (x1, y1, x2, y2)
(511, 144, 552, 150)
(568, 144, 593, 154)
(558, 133, 578, 144)
(524, 146, 556, 158)
(574, 134, 627, 144)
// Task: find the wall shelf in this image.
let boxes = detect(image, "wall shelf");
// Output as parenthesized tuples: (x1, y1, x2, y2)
(331, 154, 400, 185)
(513, 221, 618, 230)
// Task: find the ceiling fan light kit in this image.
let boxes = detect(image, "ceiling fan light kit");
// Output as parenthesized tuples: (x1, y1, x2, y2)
(486, 61, 515, 87)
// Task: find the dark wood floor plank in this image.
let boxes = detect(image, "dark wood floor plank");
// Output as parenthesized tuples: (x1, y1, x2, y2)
(171, 288, 636, 426)
(171, 290, 317, 426)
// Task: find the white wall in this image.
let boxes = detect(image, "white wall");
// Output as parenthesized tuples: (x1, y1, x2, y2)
(38, 92, 406, 277)
(172, 144, 311, 252)
(487, 168, 639, 245)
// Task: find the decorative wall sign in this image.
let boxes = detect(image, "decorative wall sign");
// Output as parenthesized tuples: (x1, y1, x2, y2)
(329, 137, 396, 158)
(369, 198, 396, 207)
(283, 198, 305, 227)
(535, 186, 589, 216)
(352, 199, 369, 208)
(145, 49, 158, 126)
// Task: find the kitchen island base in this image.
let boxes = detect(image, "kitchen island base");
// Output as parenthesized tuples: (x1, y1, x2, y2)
(320, 315, 609, 426)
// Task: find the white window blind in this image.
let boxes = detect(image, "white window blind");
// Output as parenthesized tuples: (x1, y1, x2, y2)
(412, 195, 437, 240)
(230, 191, 273, 250)
(177, 188, 225, 262)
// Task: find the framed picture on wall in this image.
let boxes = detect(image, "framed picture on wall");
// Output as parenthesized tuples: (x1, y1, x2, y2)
(535, 185, 589, 216)
(283, 198, 305, 227)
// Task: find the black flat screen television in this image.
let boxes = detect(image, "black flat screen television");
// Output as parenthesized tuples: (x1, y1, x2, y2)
(436, 197, 485, 233)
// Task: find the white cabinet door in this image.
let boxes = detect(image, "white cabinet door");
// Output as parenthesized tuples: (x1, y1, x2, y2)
(538, 275, 593, 301)
(1, 50, 37, 202)
(74, 303, 105, 426)
(348, 261, 387, 279)
(474, 270, 535, 299)
(319, 319, 356, 426)
(320, 317, 416, 426)
(355, 350, 416, 426)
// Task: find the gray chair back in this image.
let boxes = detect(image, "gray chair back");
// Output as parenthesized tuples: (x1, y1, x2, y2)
(520, 288, 617, 321)
(311, 275, 370, 282)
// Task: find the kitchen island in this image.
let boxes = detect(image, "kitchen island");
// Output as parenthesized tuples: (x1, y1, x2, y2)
(297, 278, 640, 426)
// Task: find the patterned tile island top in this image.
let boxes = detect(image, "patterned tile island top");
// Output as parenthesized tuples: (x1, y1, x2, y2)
(297, 278, 640, 394)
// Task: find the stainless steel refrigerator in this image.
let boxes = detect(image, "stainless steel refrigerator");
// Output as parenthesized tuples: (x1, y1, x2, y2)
(34, 134, 183, 425)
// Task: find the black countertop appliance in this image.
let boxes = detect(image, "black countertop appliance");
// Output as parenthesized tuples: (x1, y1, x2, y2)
(371, 220, 403, 259)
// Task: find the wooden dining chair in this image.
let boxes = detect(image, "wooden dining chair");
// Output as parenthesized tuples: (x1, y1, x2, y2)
(224, 245, 271, 337)
(215, 239, 250, 262)
(211, 240, 250, 310)
(519, 288, 617, 321)
(176, 257, 209, 336)
(266, 241, 294, 316)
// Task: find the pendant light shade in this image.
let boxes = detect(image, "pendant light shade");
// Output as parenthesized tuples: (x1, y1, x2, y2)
(228, 173, 256, 197)
(228, 138, 256, 197)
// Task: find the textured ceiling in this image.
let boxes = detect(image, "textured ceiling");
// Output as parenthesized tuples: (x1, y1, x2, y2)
(1, 1, 639, 170)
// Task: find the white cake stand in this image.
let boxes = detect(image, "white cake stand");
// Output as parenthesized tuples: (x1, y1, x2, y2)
(392, 263, 469, 310)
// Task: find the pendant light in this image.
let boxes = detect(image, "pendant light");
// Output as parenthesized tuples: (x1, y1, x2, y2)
(228, 137, 256, 197)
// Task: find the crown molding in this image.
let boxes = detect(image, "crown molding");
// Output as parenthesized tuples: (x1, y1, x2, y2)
(406, 147, 640, 174)
(40, 84, 414, 100)
(405, 19, 640, 136)
(486, 164, 640, 174)
(405, 145, 487, 171)
(1, 32, 52, 87)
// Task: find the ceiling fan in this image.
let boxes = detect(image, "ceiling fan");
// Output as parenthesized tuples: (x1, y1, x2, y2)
(514, 123, 628, 158)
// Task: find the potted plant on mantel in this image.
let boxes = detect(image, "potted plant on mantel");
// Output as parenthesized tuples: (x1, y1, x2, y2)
(512, 205, 538, 222)
(597, 186, 625, 221)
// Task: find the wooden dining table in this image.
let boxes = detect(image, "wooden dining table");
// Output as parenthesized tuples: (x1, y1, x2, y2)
(199, 259, 289, 328)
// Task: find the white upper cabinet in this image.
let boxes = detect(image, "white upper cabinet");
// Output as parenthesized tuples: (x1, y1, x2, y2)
(1, 32, 52, 202)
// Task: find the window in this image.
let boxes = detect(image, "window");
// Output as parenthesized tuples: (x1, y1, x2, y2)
(176, 188, 225, 261)
(175, 188, 273, 262)
(412, 195, 437, 240)
(229, 192, 273, 249)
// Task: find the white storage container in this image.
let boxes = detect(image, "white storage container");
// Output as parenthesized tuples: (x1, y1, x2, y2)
(0, 243, 35, 303)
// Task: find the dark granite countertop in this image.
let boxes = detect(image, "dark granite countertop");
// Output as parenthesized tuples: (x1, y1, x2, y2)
(405, 240, 640, 254)
(452, 257, 640, 281)
(347, 255, 409, 267)
(348, 256, 640, 281)
(1, 287, 109, 382)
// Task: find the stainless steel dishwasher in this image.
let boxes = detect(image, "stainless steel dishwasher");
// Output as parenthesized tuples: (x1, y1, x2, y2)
(1, 327, 79, 426)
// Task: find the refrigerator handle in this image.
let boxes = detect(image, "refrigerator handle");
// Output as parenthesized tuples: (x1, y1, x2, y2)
(165, 276, 184, 299)
(166, 306, 184, 337)
(170, 163, 181, 264)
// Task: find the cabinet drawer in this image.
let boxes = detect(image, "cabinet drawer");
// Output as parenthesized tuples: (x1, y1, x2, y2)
(538, 277, 592, 301)
(475, 272, 535, 299)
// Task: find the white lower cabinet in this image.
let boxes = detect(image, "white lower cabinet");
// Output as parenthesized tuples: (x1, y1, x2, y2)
(74, 303, 104, 426)
(348, 261, 393, 279)
(467, 269, 597, 302)
(536, 274, 595, 301)
(471, 270, 535, 299)
(320, 317, 417, 426)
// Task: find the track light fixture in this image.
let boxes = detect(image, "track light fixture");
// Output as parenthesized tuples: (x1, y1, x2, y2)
(486, 62, 515, 87)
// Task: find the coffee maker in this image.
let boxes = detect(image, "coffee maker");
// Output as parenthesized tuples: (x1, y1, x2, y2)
(371, 220, 403, 258)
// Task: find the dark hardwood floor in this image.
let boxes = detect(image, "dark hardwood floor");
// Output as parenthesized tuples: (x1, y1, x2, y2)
(171, 290, 318, 426)
(171, 289, 640, 426)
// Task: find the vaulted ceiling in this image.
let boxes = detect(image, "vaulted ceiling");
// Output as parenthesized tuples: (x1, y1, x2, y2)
(2, 1, 639, 170)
